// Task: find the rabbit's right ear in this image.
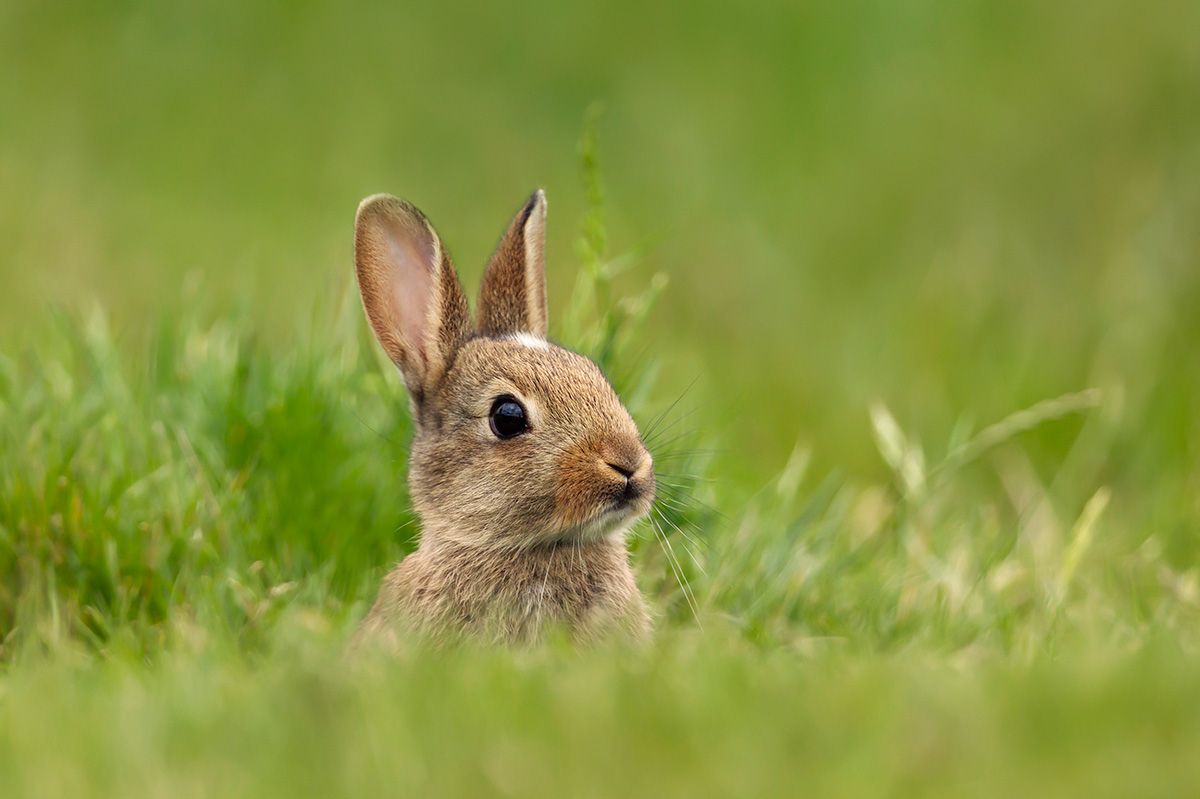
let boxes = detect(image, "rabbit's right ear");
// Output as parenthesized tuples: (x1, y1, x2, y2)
(354, 195, 473, 406)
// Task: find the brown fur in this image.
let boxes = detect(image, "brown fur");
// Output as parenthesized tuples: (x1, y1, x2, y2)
(354, 195, 473, 412)
(477, 191, 548, 337)
(355, 538, 650, 649)
(351, 191, 654, 650)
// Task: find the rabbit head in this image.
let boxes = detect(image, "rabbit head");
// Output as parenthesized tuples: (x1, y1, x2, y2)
(354, 191, 655, 551)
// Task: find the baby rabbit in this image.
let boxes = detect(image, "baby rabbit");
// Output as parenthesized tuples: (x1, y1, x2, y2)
(352, 191, 654, 649)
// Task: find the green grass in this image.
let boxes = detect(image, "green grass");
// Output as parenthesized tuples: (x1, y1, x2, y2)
(6, 644, 1200, 798)
(3, 169, 1200, 794)
(4, 0, 1200, 794)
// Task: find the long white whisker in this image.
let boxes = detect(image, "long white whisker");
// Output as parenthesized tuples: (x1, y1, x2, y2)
(652, 507, 708, 575)
(651, 512, 702, 627)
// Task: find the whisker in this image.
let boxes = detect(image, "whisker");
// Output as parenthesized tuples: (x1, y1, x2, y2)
(654, 485, 728, 522)
(642, 376, 700, 441)
(652, 506, 712, 562)
(656, 473, 718, 485)
(651, 448, 727, 462)
(646, 425, 707, 454)
(653, 493, 698, 516)
(652, 503, 715, 548)
(351, 408, 408, 450)
(645, 413, 705, 451)
(650, 513, 703, 627)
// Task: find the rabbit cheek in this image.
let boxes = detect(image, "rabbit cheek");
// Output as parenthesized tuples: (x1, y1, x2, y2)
(552, 445, 623, 530)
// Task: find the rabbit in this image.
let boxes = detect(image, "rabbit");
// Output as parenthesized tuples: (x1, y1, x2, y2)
(351, 190, 654, 649)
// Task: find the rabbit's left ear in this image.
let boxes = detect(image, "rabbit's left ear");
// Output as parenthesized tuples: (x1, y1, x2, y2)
(354, 195, 473, 406)
(477, 190, 548, 337)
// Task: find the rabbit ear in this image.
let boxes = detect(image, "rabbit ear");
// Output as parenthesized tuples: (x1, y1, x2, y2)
(477, 190, 548, 337)
(354, 195, 473, 405)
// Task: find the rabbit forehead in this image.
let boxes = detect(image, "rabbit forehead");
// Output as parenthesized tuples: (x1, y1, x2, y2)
(446, 337, 635, 431)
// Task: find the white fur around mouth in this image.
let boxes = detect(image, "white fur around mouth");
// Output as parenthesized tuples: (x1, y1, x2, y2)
(556, 503, 645, 545)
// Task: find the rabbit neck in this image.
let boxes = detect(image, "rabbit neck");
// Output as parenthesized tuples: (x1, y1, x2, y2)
(408, 534, 643, 644)
(420, 533, 630, 580)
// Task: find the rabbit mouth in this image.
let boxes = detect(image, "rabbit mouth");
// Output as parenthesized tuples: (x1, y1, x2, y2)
(553, 499, 648, 546)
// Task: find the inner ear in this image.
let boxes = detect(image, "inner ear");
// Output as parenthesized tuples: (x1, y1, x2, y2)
(477, 190, 548, 337)
(378, 211, 438, 366)
(354, 195, 473, 399)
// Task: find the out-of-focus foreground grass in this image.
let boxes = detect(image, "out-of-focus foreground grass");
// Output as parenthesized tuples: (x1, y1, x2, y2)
(2, 0, 1200, 795)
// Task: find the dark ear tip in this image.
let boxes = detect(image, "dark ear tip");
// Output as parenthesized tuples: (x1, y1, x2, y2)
(520, 189, 547, 224)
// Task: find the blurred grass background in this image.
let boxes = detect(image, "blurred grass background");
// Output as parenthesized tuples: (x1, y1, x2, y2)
(3, 0, 1200, 794)
(5, 0, 1197, 490)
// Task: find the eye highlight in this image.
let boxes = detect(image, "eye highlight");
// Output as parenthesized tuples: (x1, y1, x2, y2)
(488, 396, 528, 439)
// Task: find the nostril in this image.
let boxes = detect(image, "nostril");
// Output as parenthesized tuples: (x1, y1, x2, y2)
(606, 461, 635, 480)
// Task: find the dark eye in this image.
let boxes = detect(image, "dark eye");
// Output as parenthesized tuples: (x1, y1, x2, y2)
(489, 396, 528, 439)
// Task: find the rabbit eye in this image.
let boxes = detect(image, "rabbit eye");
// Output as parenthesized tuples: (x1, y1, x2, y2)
(489, 396, 528, 439)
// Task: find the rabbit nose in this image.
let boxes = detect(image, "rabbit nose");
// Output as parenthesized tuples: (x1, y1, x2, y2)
(598, 441, 653, 495)
(605, 461, 636, 480)
(606, 460, 647, 501)
(603, 451, 654, 500)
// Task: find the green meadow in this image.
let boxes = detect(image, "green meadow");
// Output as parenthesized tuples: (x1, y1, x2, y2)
(3, 0, 1200, 795)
